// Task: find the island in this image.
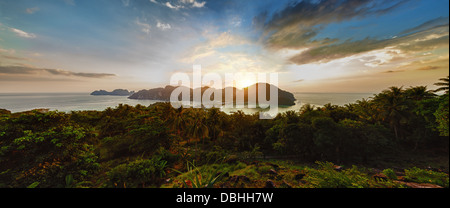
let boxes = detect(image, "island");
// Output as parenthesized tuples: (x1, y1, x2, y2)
(127, 83, 296, 106)
(90, 89, 134, 96)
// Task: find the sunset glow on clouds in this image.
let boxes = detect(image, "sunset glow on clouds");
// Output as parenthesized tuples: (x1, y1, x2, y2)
(0, 0, 448, 92)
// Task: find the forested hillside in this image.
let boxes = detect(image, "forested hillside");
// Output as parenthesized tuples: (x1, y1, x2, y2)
(0, 79, 448, 188)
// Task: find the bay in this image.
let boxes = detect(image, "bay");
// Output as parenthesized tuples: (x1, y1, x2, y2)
(0, 92, 374, 113)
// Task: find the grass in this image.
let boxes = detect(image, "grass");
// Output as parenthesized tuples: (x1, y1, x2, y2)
(162, 159, 448, 188)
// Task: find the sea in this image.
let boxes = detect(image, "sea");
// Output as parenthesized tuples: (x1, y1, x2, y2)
(0, 92, 374, 114)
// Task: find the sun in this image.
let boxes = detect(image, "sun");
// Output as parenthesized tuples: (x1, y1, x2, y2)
(239, 79, 256, 89)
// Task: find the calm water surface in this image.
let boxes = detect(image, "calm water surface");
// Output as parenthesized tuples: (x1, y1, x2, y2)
(0, 92, 374, 113)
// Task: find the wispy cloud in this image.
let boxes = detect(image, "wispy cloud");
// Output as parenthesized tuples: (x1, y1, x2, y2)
(288, 25, 448, 65)
(180, 0, 206, 8)
(384, 70, 405, 73)
(180, 32, 250, 63)
(25, 7, 40, 14)
(157, 21, 171, 30)
(165, 2, 184, 10)
(135, 18, 151, 34)
(417, 66, 442, 71)
(9, 28, 36, 39)
(122, 0, 130, 7)
(1, 55, 29, 61)
(63, 0, 75, 6)
(400, 16, 449, 35)
(161, 0, 206, 10)
(0, 65, 116, 78)
(293, 79, 304, 83)
(258, 0, 408, 51)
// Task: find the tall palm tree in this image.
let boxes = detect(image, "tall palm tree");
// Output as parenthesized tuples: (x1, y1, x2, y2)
(187, 109, 209, 153)
(158, 103, 190, 147)
(206, 108, 224, 142)
(299, 103, 316, 115)
(373, 86, 409, 140)
(434, 76, 449, 94)
(354, 98, 377, 123)
(405, 86, 436, 101)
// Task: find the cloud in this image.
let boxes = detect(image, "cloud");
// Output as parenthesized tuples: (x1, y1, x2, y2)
(26, 7, 40, 14)
(165, 2, 184, 10)
(256, 0, 411, 59)
(256, 0, 407, 51)
(180, 0, 206, 8)
(417, 66, 442, 71)
(9, 28, 36, 39)
(157, 21, 171, 30)
(230, 16, 242, 27)
(135, 18, 151, 34)
(261, 0, 407, 31)
(180, 32, 250, 63)
(0, 47, 16, 54)
(288, 24, 449, 65)
(191, 1, 206, 8)
(161, 0, 206, 10)
(384, 70, 405, 73)
(0, 65, 116, 78)
(1, 55, 29, 61)
(400, 16, 449, 35)
(122, 0, 130, 7)
(63, 0, 75, 6)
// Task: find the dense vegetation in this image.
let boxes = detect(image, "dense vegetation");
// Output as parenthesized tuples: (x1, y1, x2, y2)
(0, 77, 448, 188)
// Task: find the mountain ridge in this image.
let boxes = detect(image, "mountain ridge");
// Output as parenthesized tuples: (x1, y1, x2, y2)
(127, 83, 296, 106)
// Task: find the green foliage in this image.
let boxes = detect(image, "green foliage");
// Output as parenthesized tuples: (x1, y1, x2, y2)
(404, 167, 449, 188)
(240, 144, 263, 160)
(174, 160, 226, 188)
(107, 156, 168, 188)
(27, 181, 40, 188)
(0, 114, 99, 187)
(382, 169, 398, 180)
(303, 162, 370, 188)
(303, 162, 404, 188)
(434, 95, 449, 136)
(65, 174, 75, 188)
(0, 77, 448, 188)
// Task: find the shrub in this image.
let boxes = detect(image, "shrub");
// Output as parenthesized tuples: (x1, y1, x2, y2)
(0, 124, 99, 188)
(382, 169, 398, 180)
(174, 161, 227, 188)
(303, 162, 371, 188)
(107, 156, 168, 188)
(404, 167, 449, 188)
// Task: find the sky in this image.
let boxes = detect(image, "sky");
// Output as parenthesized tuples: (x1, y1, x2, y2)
(0, 0, 448, 93)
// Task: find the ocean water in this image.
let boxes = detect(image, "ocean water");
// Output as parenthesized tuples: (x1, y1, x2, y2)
(0, 92, 374, 114)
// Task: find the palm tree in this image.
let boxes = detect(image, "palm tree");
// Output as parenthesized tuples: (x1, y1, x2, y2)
(187, 109, 209, 156)
(354, 98, 377, 123)
(206, 108, 224, 142)
(157, 103, 190, 147)
(299, 103, 316, 115)
(434, 76, 449, 94)
(405, 86, 436, 101)
(373, 86, 409, 140)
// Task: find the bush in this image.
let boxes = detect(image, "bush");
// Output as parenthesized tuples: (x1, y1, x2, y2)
(303, 162, 404, 188)
(107, 156, 168, 188)
(382, 169, 398, 180)
(404, 167, 449, 188)
(173, 161, 227, 188)
(303, 162, 370, 188)
(0, 124, 99, 188)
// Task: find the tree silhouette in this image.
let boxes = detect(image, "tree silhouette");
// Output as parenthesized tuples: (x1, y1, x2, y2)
(373, 87, 409, 140)
(434, 76, 449, 94)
